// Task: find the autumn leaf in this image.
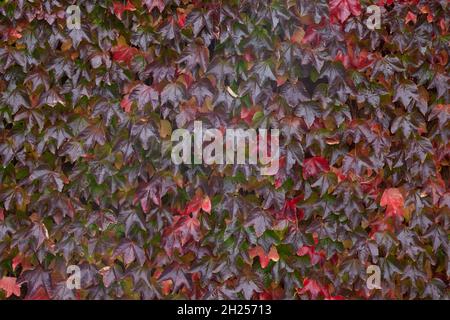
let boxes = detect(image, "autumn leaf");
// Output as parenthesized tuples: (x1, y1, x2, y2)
(182, 195, 211, 215)
(111, 44, 138, 64)
(329, 0, 362, 24)
(201, 196, 211, 214)
(380, 188, 405, 218)
(277, 196, 304, 222)
(113, 0, 136, 20)
(120, 94, 132, 113)
(326, 295, 345, 300)
(302, 157, 330, 180)
(159, 119, 172, 138)
(296, 278, 328, 299)
(297, 245, 325, 266)
(177, 9, 187, 28)
(291, 27, 305, 45)
(0, 277, 21, 298)
(405, 11, 417, 25)
(249, 246, 280, 268)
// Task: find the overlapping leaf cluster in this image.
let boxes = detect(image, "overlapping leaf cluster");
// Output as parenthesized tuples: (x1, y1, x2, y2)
(0, 0, 448, 299)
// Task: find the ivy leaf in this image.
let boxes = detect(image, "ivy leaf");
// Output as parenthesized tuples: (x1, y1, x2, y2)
(135, 176, 176, 212)
(144, 0, 165, 13)
(159, 263, 192, 293)
(130, 84, 159, 110)
(302, 157, 330, 180)
(161, 82, 186, 106)
(113, 0, 136, 20)
(19, 267, 52, 298)
(249, 246, 279, 268)
(0, 277, 21, 298)
(113, 240, 146, 266)
(178, 42, 210, 72)
(393, 81, 419, 108)
(244, 208, 274, 237)
(329, 0, 362, 24)
(296, 278, 328, 299)
(380, 188, 405, 218)
(111, 44, 138, 64)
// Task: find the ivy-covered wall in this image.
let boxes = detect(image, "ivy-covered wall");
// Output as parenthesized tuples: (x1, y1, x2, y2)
(0, 0, 448, 299)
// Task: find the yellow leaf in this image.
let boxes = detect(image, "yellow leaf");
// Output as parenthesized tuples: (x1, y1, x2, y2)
(159, 120, 172, 138)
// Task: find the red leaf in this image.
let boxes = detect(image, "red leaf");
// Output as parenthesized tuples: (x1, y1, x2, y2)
(111, 44, 138, 64)
(258, 286, 285, 300)
(274, 178, 283, 189)
(12, 255, 22, 270)
(297, 245, 325, 265)
(163, 215, 202, 255)
(380, 188, 405, 217)
(201, 196, 211, 214)
(335, 45, 373, 70)
(249, 246, 279, 268)
(405, 11, 417, 25)
(278, 196, 304, 222)
(301, 24, 321, 45)
(326, 295, 345, 300)
(302, 157, 330, 179)
(177, 12, 187, 27)
(296, 278, 328, 299)
(113, 0, 136, 20)
(182, 195, 212, 215)
(329, 0, 362, 24)
(240, 107, 257, 125)
(335, 51, 351, 68)
(120, 94, 132, 113)
(24, 287, 50, 300)
(0, 277, 21, 298)
(0, 208, 4, 221)
(8, 28, 22, 41)
(183, 195, 202, 215)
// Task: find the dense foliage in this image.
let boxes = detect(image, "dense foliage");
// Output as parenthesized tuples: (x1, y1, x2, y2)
(0, 0, 449, 300)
